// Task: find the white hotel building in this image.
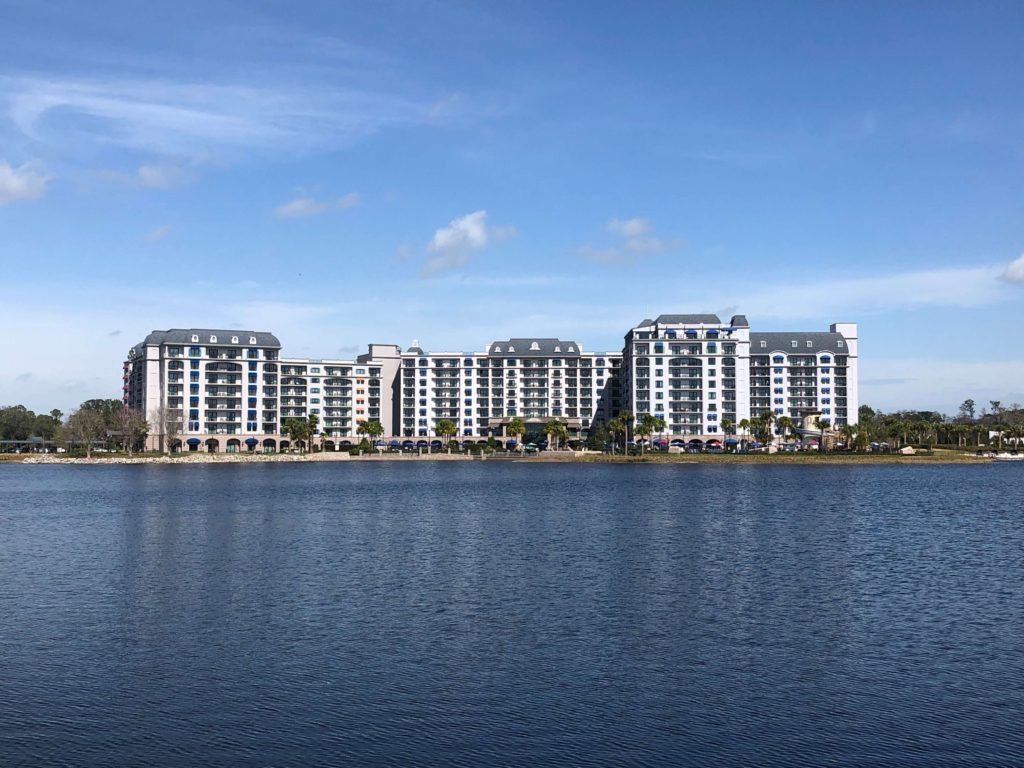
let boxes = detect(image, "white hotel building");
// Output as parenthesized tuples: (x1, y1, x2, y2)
(125, 315, 856, 451)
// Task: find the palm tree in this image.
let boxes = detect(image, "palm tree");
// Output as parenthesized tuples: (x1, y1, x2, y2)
(618, 410, 634, 450)
(607, 416, 624, 454)
(307, 413, 319, 452)
(839, 422, 856, 451)
(507, 416, 526, 452)
(356, 419, 384, 450)
(814, 417, 831, 452)
(436, 419, 457, 447)
(721, 418, 734, 452)
(651, 414, 666, 450)
(285, 417, 310, 452)
(542, 419, 568, 451)
(738, 418, 751, 450)
(776, 416, 794, 447)
(756, 410, 774, 445)
(636, 413, 661, 454)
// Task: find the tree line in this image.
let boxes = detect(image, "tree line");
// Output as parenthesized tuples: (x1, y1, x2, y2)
(2, 399, 149, 458)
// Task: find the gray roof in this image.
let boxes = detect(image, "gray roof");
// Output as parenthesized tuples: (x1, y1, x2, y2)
(141, 328, 282, 348)
(406, 345, 424, 354)
(729, 315, 749, 327)
(751, 332, 845, 354)
(487, 338, 582, 356)
(654, 313, 723, 325)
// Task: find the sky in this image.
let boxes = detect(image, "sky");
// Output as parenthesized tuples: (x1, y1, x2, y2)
(1, 0, 1023, 416)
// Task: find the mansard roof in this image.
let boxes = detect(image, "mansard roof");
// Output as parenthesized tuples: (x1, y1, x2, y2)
(751, 332, 846, 354)
(653, 313, 723, 325)
(487, 338, 582, 356)
(141, 328, 281, 347)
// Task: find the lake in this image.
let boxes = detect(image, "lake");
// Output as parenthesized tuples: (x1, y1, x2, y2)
(1, 462, 1022, 766)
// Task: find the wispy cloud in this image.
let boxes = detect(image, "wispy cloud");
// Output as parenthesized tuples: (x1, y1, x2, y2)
(429, 92, 461, 121)
(580, 217, 684, 264)
(0, 159, 51, 204)
(2, 74, 433, 161)
(137, 163, 193, 188)
(274, 192, 360, 218)
(145, 224, 172, 242)
(420, 210, 516, 277)
(1000, 253, 1024, 284)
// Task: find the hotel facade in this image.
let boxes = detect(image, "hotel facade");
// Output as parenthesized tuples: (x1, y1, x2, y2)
(124, 314, 857, 451)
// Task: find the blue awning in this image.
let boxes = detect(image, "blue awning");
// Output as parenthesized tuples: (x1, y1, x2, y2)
(725, 438, 738, 444)
(186, 438, 201, 445)
(244, 437, 258, 445)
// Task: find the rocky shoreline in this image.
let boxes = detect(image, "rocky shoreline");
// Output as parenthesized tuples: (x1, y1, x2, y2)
(15, 450, 991, 466)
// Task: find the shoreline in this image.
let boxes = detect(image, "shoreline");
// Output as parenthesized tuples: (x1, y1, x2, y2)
(13, 451, 995, 466)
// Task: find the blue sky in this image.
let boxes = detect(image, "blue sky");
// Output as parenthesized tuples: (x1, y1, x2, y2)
(2, 0, 1023, 415)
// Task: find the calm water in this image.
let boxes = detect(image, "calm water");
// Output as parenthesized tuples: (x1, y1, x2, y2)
(1, 462, 1022, 767)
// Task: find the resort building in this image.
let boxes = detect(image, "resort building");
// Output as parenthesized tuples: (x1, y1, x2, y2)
(622, 314, 751, 437)
(124, 315, 857, 451)
(396, 339, 622, 441)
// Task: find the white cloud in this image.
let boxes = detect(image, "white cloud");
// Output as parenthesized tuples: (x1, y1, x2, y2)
(2, 74, 431, 161)
(422, 210, 490, 277)
(274, 192, 360, 218)
(860, 357, 1024, 413)
(137, 164, 193, 188)
(1000, 253, 1024, 284)
(608, 217, 651, 238)
(429, 92, 461, 121)
(0, 160, 51, 204)
(582, 216, 684, 264)
(145, 224, 172, 242)
(727, 266, 1007, 320)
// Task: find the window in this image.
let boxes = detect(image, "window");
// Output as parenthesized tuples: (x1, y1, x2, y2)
(760, 341, 767, 348)
(209, 335, 217, 343)
(791, 341, 798, 348)
(837, 340, 844, 348)
(806, 341, 813, 348)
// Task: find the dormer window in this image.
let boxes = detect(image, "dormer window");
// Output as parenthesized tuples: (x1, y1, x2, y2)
(249, 337, 257, 345)
(568, 346, 575, 352)
(791, 341, 797, 348)
(493, 346, 501, 353)
(837, 340, 844, 348)
(191, 334, 199, 342)
(530, 342, 540, 351)
(760, 341, 767, 348)
(554, 345, 561, 352)
(210, 335, 217, 343)
(230, 336, 238, 344)
(806, 341, 812, 348)
(508, 345, 515, 352)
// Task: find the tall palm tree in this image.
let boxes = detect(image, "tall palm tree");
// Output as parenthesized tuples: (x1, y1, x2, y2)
(814, 417, 831, 452)
(776, 416, 793, 447)
(759, 410, 775, 446)
(619, 409, 634, 450)
(436, 418, 457, 447)
(607, 416, 624, 454)
(507, 416, 525, 451)
(543, 419, 567, 451)
(738, 418, 750, 450)
(653, 414, 666, 450)
(636, 413, 662, 454)
(721, 417, 734, 451)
